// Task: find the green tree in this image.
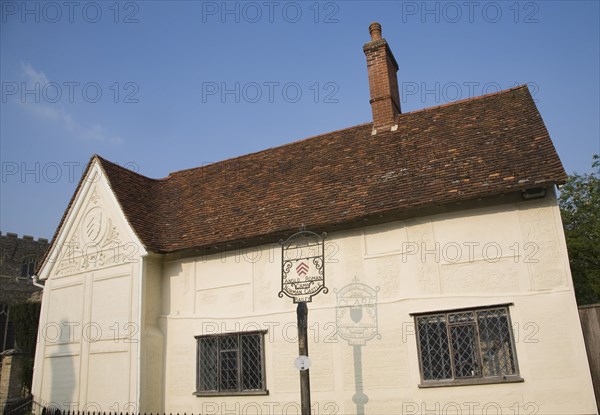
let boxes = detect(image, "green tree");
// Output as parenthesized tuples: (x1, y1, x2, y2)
(559, 154, 600, 305)
(9, 301, 41, 393)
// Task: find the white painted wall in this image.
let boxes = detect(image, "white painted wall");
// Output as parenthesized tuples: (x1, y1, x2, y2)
(158, 189, 597, 415)
(32, 162, 145, 413)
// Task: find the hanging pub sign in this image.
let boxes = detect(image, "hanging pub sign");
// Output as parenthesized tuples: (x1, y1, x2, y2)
(334, 278, 380, 346)
(279, 230, 327, 303)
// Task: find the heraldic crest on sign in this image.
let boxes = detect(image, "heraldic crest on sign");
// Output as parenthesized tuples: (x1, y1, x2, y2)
(279, 230, 327, 303)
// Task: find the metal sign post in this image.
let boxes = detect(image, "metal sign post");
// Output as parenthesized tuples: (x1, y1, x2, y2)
(280, 230, 327, 415)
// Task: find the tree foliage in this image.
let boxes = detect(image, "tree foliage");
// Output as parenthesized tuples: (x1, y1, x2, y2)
(10, 301, 41, 354)
(559, 154, 600, 305)
(9, 301, 41, 393)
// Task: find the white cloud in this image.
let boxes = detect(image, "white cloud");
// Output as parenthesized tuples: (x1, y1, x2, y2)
(17, 62, 122, 144)
(21, 62, 49, 85)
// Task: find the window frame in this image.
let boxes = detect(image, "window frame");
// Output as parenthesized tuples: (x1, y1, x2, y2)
(0, 303, 15, 352)
(21, 256, 37, 278)
(412, 303, 523, 388)
(194, 330, 269, 397)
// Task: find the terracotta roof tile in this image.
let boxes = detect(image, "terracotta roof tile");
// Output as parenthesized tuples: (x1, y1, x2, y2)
(49, 85, 567, 256)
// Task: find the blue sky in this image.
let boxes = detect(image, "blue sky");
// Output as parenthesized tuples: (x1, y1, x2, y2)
(1, 0, 599, 240)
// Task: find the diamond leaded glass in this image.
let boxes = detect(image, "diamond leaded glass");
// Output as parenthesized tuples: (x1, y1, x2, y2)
(219, 350, 238, 391)
(477, 308, 516, 377)
(450, 324, 481, 378)
(416, 306, 518, 383)
(241, 334, 263, 390)
(417, 315, 452, 380)
(196, 332, 265, 394)
(198, 337, 218, 391)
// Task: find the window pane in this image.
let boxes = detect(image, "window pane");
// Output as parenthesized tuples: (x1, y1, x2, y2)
(0, 304, 14, 353)
(450, 324, 481, 378)
(448, 311, 474, 324)
(241, 334, 263, 390)
(28, 261, 36, 277)
(21, 258, 36, 278)
(220, 350, 238, 391)
(197, 332, 266, 394)
(0, 310, 7, 352)
(477, 309, 516, 377)
(198, 337, 218, 391)
(417, 315, 452, 380)
(416, 306, 518, 383)
(220, 335, 238, 350)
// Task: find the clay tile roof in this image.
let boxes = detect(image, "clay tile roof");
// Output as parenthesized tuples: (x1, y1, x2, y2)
(51, 85, 567, 256)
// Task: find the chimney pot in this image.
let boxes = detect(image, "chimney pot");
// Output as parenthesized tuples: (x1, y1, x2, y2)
(369, 22, 382, 41)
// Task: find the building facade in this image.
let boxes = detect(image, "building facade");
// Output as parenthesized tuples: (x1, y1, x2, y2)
(31, 23, 598, 415)
(0, 232, 49, 353)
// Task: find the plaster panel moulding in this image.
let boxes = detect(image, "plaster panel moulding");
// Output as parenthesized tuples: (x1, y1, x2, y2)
(55, 187, 126, 276)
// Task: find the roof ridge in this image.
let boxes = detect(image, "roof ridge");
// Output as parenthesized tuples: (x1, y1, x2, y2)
(164, 121, 373, 179)
(399, 84, 529, 118)
(93, 154, 161, 182)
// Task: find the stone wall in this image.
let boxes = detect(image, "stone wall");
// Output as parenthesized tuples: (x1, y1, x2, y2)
(0, 232, 49, 354)
(0, 232, 49, 305)
(0, 350, 27, 411)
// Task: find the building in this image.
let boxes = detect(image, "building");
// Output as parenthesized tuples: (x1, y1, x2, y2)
(0, 232, 49, 353)
(31, 23, 597, 414)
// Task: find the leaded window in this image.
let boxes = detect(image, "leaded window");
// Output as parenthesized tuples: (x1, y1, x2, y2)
(0, 303, 15, 352)
(195, 331, 267, 395)
(414, 305, 520, 386)
(21, 257, 36, 278)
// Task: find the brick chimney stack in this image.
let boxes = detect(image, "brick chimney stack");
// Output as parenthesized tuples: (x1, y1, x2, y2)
(363, 22, 401, 133)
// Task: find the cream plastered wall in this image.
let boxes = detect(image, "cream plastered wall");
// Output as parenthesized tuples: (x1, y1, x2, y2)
(157, 189, 597, 415)
(32, 161, 145, 413)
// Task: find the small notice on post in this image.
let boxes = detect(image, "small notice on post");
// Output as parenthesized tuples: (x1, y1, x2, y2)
(294, 355, 312, 371)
